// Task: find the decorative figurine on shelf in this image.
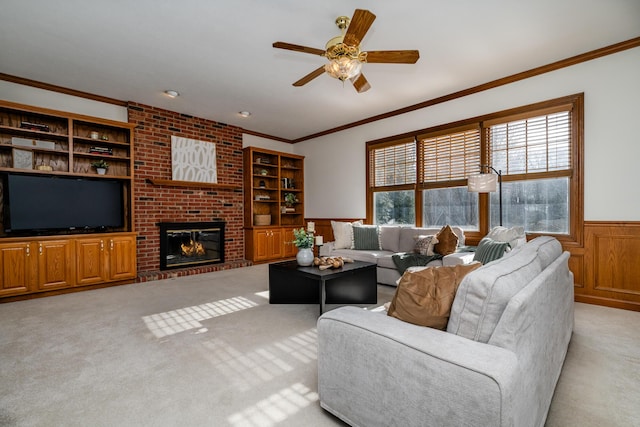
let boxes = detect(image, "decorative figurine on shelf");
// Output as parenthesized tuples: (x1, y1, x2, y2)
(293, 227, 315, 266)
(90, 159, 109, 175)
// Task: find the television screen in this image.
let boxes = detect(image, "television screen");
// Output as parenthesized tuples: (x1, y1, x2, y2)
(3, 174, 124, 233)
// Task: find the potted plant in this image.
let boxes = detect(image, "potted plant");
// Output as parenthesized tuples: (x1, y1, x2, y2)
(91, 159, 109, 175)
(293, 227, 314, 266)
(284, 192, 298, 207)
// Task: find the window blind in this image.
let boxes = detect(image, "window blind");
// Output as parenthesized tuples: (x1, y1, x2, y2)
(369, 138, 416, 188)
(418, 126, 480, 187)
(487, 110, 571, 177)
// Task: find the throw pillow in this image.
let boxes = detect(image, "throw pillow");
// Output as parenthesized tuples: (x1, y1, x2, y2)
(473, 237, 510, 264)
(486, 226, 526, 250)
(434, 225, 459, 256)
(331, 220, 362, 249)
(387, 262, 482, 329)
(352, 225, 381, 250)
(414, 235, 439, 256)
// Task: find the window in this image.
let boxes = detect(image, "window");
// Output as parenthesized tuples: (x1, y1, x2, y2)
(419, 126, 481, 230)
(368, 138, 416, 225)
(366, 94, 583, 243)
(487, 108, 573, 233)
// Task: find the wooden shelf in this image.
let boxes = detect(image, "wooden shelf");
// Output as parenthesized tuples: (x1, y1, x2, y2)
(146, 178, 242, 190)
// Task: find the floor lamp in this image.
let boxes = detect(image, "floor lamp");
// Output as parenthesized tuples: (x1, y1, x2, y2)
(468, 165, 503, 226)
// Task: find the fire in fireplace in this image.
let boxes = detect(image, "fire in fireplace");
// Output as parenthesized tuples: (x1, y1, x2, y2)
(159, 221, 225, 270)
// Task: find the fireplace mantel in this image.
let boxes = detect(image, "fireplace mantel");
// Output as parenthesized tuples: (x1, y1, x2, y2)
(146, 178, 241, 190)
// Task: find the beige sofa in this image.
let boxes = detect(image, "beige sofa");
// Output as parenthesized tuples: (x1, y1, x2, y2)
(319, 225, 474, 286)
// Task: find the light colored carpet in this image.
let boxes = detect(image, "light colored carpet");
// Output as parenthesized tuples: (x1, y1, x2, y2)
(0, 264, 638, 427)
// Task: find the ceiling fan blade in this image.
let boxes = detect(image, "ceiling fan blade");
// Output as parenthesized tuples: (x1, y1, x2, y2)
(351, 73, 371, 93)
(293, 66, 326, 87)
(273, 42, 326, 56)
(365, 50, 420, 64)
(343, 9, 376, 47)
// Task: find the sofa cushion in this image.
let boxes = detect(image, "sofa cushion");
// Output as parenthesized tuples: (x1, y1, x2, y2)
(352, 225, 380, 250)
(331, 220, 362, 249)
(329, 248, 390, 264)
(434, 225, 459, 256)
(414, 235, 439, 255)
(447, 236, 562, 343)
(379, 226, 401, 252)
(473, 237, 510, 264)
(486, 226, 526, 250)
(388, 262, 482, 329)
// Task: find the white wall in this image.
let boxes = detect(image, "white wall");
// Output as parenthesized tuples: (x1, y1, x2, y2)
(242, 134, 294, 153)
(294, 47, 640, 222)
(0, 81, 127, 122)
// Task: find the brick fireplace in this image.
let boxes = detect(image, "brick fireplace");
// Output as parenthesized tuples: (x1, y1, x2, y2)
(128, 103, 248, 280)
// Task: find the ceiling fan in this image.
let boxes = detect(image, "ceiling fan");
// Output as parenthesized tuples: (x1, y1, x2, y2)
(273, 9, 419, 93)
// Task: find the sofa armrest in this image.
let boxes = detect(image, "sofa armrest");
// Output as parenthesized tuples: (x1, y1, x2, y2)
(443, 251, 476, 266)
(318, 306, 518, 427)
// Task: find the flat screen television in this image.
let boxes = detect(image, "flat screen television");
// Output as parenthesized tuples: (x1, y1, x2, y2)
(3, 173, 124, 234)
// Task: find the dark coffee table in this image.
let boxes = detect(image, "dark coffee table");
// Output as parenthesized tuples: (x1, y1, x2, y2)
(269, 260, 377, 315)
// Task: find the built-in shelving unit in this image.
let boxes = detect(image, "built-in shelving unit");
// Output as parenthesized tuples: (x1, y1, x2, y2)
(243, 146, 304, 262)
(0, 100, 137, 300)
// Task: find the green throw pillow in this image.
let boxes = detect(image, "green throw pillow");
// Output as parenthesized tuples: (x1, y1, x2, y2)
(473, 237, 510, 264)
(352, 226, 380, 250)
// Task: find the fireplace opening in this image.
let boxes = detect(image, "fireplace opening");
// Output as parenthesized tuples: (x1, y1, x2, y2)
(159, 222, 225, 270)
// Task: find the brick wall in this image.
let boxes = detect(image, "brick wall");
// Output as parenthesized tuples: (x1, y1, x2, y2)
(128, 102, 248, 279)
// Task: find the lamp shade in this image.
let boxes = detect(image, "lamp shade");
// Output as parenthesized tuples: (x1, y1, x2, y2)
(468, 173, 498, 192)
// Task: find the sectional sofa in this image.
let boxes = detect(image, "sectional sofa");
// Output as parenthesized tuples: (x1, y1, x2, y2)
(317, 236, 574, 427)
(319, 225, 475, 285)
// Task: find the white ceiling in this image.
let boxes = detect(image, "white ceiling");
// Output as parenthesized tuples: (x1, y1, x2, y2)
(1, 1, 639, 141)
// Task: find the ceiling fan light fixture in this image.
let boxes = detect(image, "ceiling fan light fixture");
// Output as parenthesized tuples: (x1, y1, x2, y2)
(325, 56, 362, 81)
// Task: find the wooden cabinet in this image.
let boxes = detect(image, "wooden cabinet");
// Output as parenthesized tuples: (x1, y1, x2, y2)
(76, 237, 108, 286)
(282, 227, 298, 259)
(243, 147, 305, 262)
(36, 239, 75, 291)
(0, 233, 137, 299)
(0, 242, 32, 297)
(76, 234, 137, 285)
(108, 234, 137, 281)
(0, 100, 137, 300)
(250, 228, 284, 262)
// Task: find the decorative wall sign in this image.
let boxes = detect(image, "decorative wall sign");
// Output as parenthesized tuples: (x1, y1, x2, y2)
(171, 136, 217, 183)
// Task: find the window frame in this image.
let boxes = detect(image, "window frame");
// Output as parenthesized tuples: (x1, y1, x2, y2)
(366, 93, 584, 246)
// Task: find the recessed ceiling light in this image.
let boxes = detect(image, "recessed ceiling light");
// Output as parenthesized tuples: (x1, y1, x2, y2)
(238, 111, 251, 118)
(164, 90, 179, 98)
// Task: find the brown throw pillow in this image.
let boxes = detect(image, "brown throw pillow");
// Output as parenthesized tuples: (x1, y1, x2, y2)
(387, 262, 482, 329)
(434, 225, 459, 256)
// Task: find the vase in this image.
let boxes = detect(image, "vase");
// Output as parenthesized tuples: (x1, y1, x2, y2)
(296, 247, 314, 266)
(96, 168, 106, 175)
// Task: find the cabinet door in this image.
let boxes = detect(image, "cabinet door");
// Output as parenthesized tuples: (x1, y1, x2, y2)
(76, 237, 107, 286)
(108, 235, 137, 281)
(253, 229, 284, 261)
(269, 229, 284, 259)
(253, 229, 271, 262)
(37, 240, 75, 290)
(282, 228, 297, 258)
(0, 242, 33, 296)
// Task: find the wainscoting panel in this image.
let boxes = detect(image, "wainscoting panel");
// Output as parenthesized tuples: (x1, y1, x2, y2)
(576, 222, 640, 311)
